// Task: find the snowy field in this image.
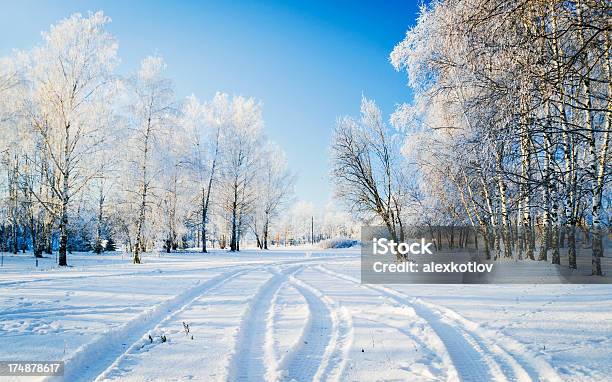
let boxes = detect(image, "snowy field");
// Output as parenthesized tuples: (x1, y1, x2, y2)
(1, 249, 611, 382)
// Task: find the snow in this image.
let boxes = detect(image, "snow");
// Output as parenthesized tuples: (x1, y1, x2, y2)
(1, 249, 611, 382)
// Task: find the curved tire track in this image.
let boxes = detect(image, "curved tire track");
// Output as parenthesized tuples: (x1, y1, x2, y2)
(279, 274, 353, 382)
(316, 265, 561, 382)
(227, 266, 301, 381)
(415, 299, 561, 382)
(49, 267, 248, 382)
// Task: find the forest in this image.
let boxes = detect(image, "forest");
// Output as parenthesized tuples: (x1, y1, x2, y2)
(331, 0, 610, 274)
(0, 12, 356, 266)
(1, 1, 610, 275)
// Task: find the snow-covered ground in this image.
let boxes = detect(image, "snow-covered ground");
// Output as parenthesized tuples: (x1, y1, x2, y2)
(1, 249, 611, 382)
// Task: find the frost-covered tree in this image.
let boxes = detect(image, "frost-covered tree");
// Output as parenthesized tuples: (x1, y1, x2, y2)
(278, 201, 318, 245)
(390, 0, 610, 272)
(321, 202, 359, 240)
(250, 144, 295, 249)
(331, 97, 408, 247)
(182, 93, 228, 252)
(0, 11, 298, 262)
(219, 96, 264, 252)
(20, 12, 119, 266)
(126, 55, 174, 263)
(158, 124, 190, 253)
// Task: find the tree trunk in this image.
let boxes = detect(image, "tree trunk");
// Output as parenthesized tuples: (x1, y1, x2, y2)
(263, 213, 269, 250)
(134, 118, 152, 264)
(591, 31, 611, 275)
(547, 104, 561, 266)
(564, 107, 578, 269)
(9, 156, 18, 255)
(94, 190, 104, 254)
(576, 1, 608, 275)
(520, 116, 535, 260)
(551, 3, 576, 268)
(58, 205, 68, 266)
(201, 128, 220, 253)
(58, 123, 70, 267)
(133, 185, 146, 264)
(538, 125, 552, 262)
(495, 146, 512, 258)
(201, 188, 208, 253)
(230, 194, 238, 252)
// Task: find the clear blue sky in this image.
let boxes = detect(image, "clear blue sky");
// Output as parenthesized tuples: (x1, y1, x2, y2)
(0, 0, 419, 209)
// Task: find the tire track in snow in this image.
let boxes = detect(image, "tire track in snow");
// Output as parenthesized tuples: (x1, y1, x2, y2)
(33, 258, 347, 382)
(314, 266, 494, 381)
(277, 273, 353, 382)
(316, 266, 560, 382)
(411, 302, 507, 381)
(415, 300, 561, 382)
(92, 260, 337, 382)
(279, 279, 332, 381)
(227, 266, 302, 381)
(45, 266, 248, 382)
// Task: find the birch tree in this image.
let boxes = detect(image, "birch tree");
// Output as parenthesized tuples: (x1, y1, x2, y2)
(182, 93, 228, 252)
(220, 96, 263, 252)
(387, 0, 610, 273)
(331, 97, 407, 248)
(251, 144, 295, 249)
(23, 12, 118, 266)
(127, 55, 174, 263)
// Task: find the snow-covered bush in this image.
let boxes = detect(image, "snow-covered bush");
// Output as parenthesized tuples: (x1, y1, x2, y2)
(319, 238, 359, 249)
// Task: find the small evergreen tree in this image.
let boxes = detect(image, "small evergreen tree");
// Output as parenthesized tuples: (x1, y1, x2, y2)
(105, 237, 117, 251)
(94, 238, 104, 254)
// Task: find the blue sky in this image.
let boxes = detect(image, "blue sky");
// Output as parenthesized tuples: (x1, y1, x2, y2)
(0, 0, 419, 209)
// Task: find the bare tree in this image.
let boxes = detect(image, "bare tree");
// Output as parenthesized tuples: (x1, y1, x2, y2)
(331, 97, 407, 248)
